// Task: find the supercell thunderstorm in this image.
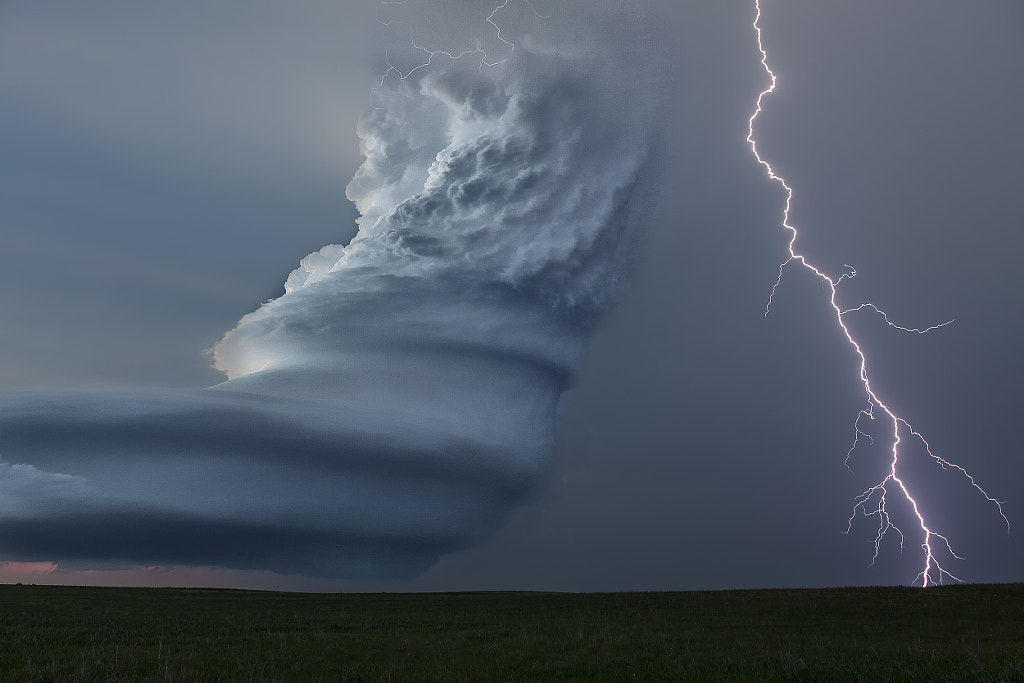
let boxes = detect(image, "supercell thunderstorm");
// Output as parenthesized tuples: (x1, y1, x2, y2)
(0, 0, 1002, 588)
(0, 1, 658, 579)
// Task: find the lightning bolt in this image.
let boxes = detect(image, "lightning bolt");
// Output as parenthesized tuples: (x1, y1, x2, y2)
(747, 1, 1008, 586)
(375, 0, 548, 85)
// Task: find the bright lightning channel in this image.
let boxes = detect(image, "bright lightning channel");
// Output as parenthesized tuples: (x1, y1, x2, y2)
(747, 0, 1008, 586)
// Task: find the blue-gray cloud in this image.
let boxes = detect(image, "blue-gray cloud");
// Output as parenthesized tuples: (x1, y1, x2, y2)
(0, 1, 661, 578)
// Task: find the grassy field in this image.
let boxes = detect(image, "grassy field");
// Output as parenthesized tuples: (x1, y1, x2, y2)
(0, 583, 1022, 681)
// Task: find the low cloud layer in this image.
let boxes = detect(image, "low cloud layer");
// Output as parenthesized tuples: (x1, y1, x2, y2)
(0, 1, 660, 579)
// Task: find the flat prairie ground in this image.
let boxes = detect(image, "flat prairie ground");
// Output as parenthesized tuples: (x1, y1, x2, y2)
(0, 583, 1022, 681)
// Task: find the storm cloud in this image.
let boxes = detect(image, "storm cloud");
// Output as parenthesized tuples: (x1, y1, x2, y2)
(0, 2, 662, 578)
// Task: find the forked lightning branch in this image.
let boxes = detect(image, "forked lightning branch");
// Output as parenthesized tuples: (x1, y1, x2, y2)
(747, 0, 1007, 586)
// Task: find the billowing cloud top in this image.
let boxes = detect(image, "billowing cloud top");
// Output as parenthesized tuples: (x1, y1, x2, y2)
(0, 2, 659, 579)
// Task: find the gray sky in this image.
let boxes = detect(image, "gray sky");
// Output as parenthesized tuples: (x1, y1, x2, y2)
(0, 0, 1022, 590)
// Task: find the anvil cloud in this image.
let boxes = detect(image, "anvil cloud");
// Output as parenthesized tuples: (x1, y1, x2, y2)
(0, 3, 659, 579)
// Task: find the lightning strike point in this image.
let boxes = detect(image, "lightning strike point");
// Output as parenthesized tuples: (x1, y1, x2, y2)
(748, 0, 1007, 586)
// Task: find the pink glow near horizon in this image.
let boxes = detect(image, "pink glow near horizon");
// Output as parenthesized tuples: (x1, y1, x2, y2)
(0, 562, 354, 592)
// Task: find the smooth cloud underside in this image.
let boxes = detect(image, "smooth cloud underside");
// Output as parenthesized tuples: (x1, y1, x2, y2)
(0, 2, 661, 579)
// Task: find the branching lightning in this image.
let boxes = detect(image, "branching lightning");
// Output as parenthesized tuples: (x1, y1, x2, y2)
(747, 0, 1008, 586)
(375, 0, 548, 85)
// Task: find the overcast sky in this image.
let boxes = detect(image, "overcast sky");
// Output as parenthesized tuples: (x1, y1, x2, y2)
(0, 0, 1021, 591)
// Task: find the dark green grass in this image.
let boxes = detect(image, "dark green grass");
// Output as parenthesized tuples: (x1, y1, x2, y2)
(1, 583, 1022, 681)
